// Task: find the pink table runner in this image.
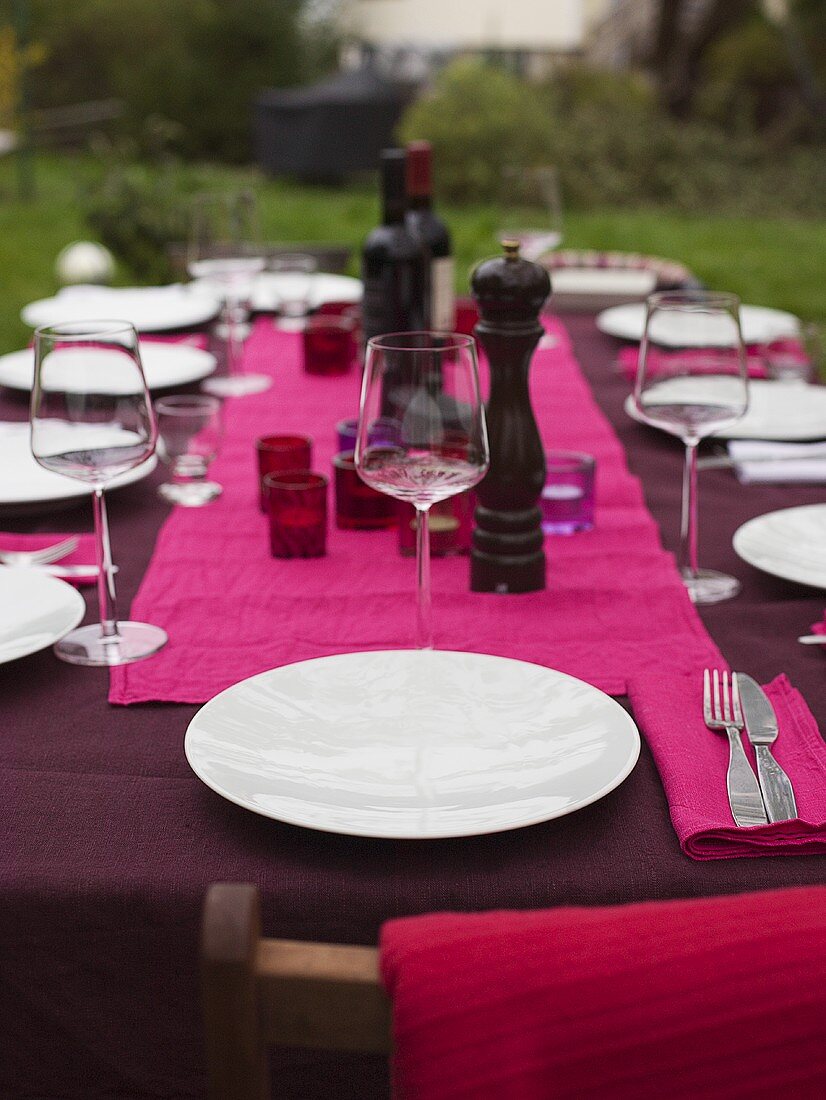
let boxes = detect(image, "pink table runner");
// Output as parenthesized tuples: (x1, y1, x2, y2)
(110, 318, 826, 858)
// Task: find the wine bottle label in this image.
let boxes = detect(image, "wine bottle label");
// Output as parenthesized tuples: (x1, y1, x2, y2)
(431, 256, 455, 331)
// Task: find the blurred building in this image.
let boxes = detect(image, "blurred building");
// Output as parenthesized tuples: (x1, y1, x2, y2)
(338, 0, 615, 80)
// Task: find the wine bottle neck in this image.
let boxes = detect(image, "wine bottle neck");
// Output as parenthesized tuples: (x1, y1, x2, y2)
(380, 148, 407, 225)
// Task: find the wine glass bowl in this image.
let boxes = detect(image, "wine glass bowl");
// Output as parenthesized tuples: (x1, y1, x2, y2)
(498, 166, 563, 261)
(356, 332, 489, 648)
(187, 190, 271, 397)
(632, 291, 748, 605)
(31, 320, 168, 665)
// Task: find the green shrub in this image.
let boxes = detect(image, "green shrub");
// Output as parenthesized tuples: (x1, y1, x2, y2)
(28, 0, 329, 162)
(397, 60, 552, 202)
(81, 121, 246, 282)
(398, 59, 826, 217)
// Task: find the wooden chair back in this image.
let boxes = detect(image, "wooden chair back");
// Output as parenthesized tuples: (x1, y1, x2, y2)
(201, 883, 391, 1100)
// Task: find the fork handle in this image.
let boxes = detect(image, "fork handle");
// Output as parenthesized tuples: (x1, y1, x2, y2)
(754, 745, 798, 823)
(725, 726, 768, 827)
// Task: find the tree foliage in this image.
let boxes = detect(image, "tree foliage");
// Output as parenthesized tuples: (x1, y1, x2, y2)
(26, 0, 328, 161)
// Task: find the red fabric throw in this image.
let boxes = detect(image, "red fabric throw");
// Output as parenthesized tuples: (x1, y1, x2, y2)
(380, 887, 826, 1099)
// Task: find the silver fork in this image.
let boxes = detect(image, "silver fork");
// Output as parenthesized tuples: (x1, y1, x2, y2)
(702, 669, 768, 827)
(0, 535, 79, 567)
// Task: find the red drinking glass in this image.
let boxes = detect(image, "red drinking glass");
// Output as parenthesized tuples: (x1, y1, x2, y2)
(333, 451, 397, 530)
(302, 316, 358, 376)
(264, 471, 327, 558)
(256, 434, 312, 511)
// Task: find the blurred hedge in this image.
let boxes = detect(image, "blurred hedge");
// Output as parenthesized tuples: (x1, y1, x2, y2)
(398, 60, 826, 217)
(27, 0, 333, 162)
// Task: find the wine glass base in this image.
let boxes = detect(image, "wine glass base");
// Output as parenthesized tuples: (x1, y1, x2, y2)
(202, 374, 271, 397)
(159, 481, 222, 507)
(54, 622, 168, 666)
(682, 568, 741, 605)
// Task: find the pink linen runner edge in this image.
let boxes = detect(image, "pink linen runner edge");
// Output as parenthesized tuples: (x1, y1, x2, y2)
(110, 318, 826, 858)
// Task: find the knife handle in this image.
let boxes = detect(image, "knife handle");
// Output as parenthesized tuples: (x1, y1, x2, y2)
(755, 745, 798, 823)
(725, 727, 768, 827)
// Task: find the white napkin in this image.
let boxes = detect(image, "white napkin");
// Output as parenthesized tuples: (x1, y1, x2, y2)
(730, 440, 826, 483)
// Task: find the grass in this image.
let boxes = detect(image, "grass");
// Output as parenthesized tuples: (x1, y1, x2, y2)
(0, 152, 824, 357)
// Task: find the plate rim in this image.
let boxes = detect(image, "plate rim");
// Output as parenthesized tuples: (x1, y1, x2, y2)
(733, 503, 826, 591)
(0, 437, 157, 507)
(20, 286, 221, 332)
(0, 344, 217, 393)
(623, 381, 826, 442)
(598, 302, 800, 345)
(0, 569, 85, 665)
(184, 648, 641, 840)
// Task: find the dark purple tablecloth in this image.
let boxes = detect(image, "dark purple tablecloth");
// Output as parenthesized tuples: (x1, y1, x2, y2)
(1, 315, 824, 1098)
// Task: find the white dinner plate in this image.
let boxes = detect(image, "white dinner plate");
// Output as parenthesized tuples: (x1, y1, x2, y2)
(0, 422, 157, 512)
(597, 303, 800, 346)
(552, 268, 657, 297)
(0, 342, 216, 393)
(188, 271, 363, 313)
(624, 380, 826, 442)
(0, 568, 85, 664)
(733, 504, 826, 591)
(184, 649, 640, 840)
(21, 285, 221, 333)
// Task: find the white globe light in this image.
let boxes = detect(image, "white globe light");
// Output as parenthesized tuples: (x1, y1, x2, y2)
(55, 241, 116, 286)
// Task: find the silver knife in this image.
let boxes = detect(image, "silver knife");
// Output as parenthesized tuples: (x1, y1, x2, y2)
(735, 673, 798, 823)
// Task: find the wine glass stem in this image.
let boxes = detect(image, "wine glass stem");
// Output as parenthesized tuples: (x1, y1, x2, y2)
(679, 440, 700, 580)
(415, 504, 433, 651)
(223, 300, 244, 376)
(92, 487, 120, 640)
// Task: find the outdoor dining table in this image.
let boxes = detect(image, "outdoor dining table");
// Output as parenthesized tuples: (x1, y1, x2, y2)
(0, 311, 824, 1099)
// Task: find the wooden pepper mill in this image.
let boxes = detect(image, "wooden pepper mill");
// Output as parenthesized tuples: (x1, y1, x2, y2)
(470, 240, 551, 593)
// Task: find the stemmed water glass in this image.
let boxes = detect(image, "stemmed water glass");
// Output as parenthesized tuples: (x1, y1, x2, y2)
(355, 332, 489, 649)
(632, 291, 749, 604)
(188, 190, 271, 396)
(30, 320, 169, 664)
(498, 166, 563, 261)
(155, 394, 224, 506)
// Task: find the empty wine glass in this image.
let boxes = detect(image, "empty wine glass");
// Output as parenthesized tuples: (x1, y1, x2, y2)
(270, 252, 318, 329)
(632, 291, 749, 604)
(498, 166, 563, 261)
(355, 332, 489, 649)
(188, 190, 271, 397)
(156, 394, 223, 506)
(31, 320, 168, 665)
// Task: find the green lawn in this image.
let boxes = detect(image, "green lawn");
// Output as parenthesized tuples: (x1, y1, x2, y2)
(1, 152, 824, 357)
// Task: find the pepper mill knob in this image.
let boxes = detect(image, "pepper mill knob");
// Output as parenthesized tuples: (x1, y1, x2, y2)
(470, 241, 551, 593)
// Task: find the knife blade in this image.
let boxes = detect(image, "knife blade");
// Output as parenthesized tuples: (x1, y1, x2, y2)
(735, 673, 798, 823)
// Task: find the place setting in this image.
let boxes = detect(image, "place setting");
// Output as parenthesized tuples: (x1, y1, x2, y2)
(184, 322, 640, 839)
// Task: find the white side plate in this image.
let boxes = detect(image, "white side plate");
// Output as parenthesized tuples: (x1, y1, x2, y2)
(0, 422, 157, 510)
(0, 342, 216, 393)
(625, 380, 826, 442)
(187, 271, 363, 313)
(733, 504, 826, 591)
(597, 303, 800, 346)
(0, 569, 85, 664)
(21, 285, 221, 333)
(185, 649, 640, 839)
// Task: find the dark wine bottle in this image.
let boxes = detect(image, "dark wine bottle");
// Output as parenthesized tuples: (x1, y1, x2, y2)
(361, 148, 427, 344)
(406, 140, 455, 331)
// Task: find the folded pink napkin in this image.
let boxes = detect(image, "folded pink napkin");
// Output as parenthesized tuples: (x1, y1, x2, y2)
(811, 611, 826, 636)
(0, 532, 96, 586)
(629, 672, 826, 859)
(618, 345, 768, 382)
